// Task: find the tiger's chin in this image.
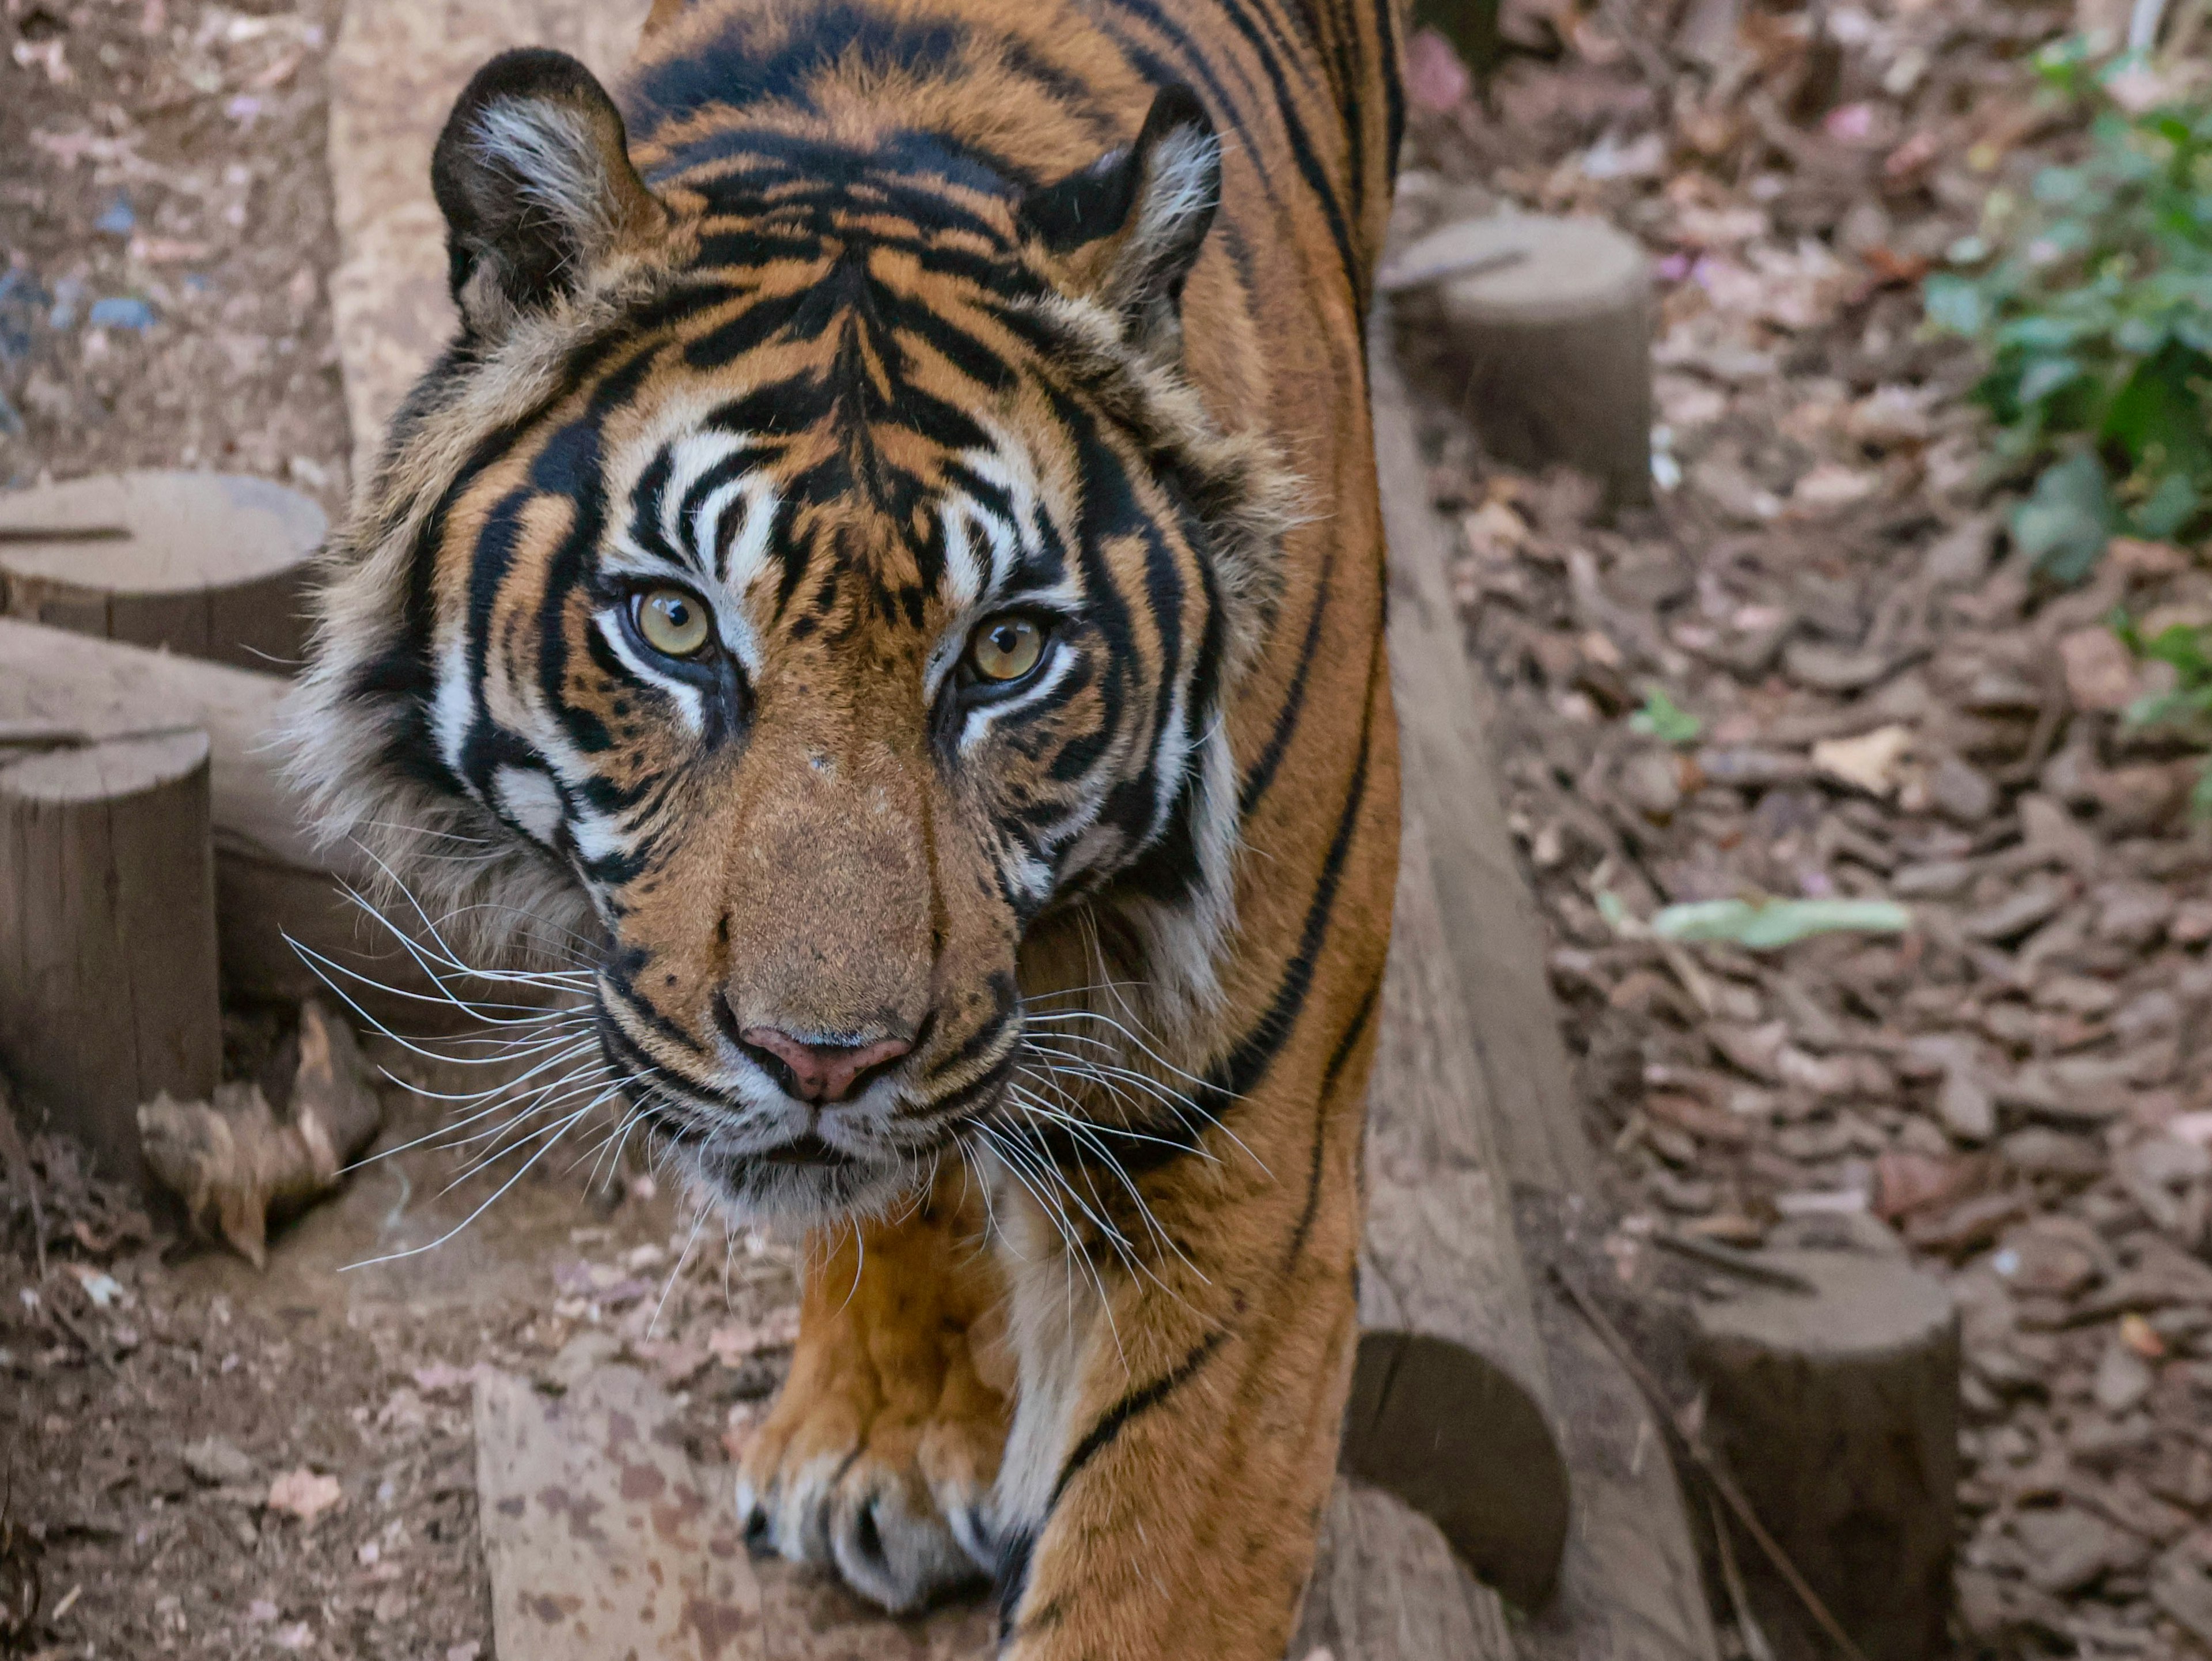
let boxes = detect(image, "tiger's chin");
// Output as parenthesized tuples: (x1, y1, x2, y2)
(669, 1133, 935, 1228)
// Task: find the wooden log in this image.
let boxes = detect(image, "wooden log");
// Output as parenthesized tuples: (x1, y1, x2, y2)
(475, 1361, 996, 1660)
(1370, 330, 1722, 1661)
(1344, 797, 1570, 1609)
(1689, 1250, 1959, 1661)
(1385, 214, 1653, 508)
(139, 999, 387, 1268)
(0, 729, 221, 1186)
(1292, 1480, 1517, 1659)
(472, 1356, 1516, 1661)
(0, 618, 461, 1023)
(0, 471, 325, 673)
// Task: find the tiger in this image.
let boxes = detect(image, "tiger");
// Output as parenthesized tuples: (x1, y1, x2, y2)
(286, 0, 1402, 1651)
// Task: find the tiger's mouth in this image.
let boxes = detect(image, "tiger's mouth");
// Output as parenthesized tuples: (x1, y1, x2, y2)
(757, 1131, 857, 1167)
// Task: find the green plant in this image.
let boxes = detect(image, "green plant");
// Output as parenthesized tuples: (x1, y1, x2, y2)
(1925, 43, 2212, 581)
(2114, 610, 2212, 814)
(1628, 687, 1702, 746)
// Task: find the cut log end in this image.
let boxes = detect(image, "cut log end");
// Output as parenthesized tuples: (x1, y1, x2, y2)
(1391, 214, 1653, 509)
(1339, 1329, 1570, 1611)
(0, 471, 324, 672)
(1, 729, 221, 1187)
(1691, 1249, 1959, 1661)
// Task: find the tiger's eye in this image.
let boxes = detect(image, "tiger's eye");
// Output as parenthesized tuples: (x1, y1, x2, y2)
(969, 615, 1044, 683)
(634, 587, 711, 659)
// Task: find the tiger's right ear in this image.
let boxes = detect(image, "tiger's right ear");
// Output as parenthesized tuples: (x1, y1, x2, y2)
(1018, 85, 1221, 362)
(431, 48, 666, 340)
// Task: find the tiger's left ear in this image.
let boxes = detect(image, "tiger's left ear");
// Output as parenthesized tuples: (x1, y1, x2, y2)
(431, 48, 668, 340)
(1018, 85, 1222, 360)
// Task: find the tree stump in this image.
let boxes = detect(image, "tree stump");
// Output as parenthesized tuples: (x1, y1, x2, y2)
(0, 619, 487, 1024)
(0, 729, 222, 1186)
(1385, 214, 1653, 508)
(0, 471, 325, 673)
(1689, 1250, 1959, 1661)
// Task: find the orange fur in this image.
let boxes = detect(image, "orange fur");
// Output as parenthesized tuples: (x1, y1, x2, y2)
(289, 0, 1403, 1651)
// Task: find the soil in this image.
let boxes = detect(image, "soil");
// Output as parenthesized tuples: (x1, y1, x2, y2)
(2, 1032, 803, 1660)
(0, 0, 350, 514)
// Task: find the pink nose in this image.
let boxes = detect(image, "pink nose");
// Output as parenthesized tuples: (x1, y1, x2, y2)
(738, 1027, 912, 1104)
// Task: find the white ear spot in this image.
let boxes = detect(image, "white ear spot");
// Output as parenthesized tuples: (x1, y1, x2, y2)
(493, 764, 566, 846)
(472, 99, 619, 247)
(1135, 124, 1222, 255)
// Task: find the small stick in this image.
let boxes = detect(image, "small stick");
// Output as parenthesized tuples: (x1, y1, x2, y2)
(1652, 1228, 1818, 1295)
(41, 1291, 118, 1375)
(1551, 1264, 1873, 1661)
(0, 525, 131, 543)
(1710, 1491, 1777, 1661)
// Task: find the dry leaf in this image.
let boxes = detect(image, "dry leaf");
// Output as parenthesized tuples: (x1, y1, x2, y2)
(1812, 724, 1913, 794)
(266, 1467, 343, 1524)
(706, 1307, 801, 1366)
(2058, 627, 2141, 713)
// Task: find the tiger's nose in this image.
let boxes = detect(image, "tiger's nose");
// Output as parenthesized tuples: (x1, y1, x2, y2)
(738, 1026, 913, 1104)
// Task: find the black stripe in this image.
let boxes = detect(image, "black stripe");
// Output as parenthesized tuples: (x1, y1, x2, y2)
(1047, 1327, 1229, 1511)
(1238, 554, 1331, 819)
(1283, 979, 1377, 1270)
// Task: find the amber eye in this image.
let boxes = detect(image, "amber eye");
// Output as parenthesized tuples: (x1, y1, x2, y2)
(633, 586, 713, 659)
(968, 614, 1046, 684)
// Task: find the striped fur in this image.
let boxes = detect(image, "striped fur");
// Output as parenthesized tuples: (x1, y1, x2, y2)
(286, 0, 1401, 1651)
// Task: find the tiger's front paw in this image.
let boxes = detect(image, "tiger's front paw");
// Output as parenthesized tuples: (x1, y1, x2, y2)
(736, 1358, 1005, 1610)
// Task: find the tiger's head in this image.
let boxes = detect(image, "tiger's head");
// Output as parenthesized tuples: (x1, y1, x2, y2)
(288, 46, 1294, 1221)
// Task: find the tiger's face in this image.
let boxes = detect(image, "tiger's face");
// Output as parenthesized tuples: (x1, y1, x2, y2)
(290, 51, 1291, 1221)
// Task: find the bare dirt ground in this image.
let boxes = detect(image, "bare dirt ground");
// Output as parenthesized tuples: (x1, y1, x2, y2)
(4, 1040, 804, 1659)
(0, 0, 350, 516)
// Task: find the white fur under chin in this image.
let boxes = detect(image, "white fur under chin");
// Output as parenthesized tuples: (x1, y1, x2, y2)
(985, 1163, 1113, 1552)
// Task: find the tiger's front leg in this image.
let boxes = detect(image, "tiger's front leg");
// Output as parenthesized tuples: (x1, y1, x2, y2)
(986, 1053, 1372, 1660)
(737, 1170, 1012, 1612)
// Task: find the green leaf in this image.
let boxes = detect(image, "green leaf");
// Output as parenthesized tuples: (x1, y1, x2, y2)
(1924, 275, 1986, 336)
(2193, 760, 2212, 819)
(1629, 688, 1702, 747)
(2016, 354, 2084, 403)
(1649, 898, 1914, 951)
(2010, 451, 2116, 581)
(2131, 470, 2201, 538)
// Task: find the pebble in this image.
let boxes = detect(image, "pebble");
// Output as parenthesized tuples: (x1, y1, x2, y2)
(1927, 753, 1998, 824)
(2093, 1338, 2154, 1415)
(181, 1434, 255, 1487)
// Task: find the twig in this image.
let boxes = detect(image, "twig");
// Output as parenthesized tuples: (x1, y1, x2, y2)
(1551, 1264, 1874, 1661)
(0, 1074, 47, 1285)
(0, 525, 131, 543)
(41, 1292, 118, 1375)
(1710, 1491, 1777, 1661)
(1599, 0, 1683, 109)
(1652, 1228, 1818, 1295)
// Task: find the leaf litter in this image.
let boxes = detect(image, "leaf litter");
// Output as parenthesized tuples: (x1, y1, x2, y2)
(1400, 0, 2212, 1651)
